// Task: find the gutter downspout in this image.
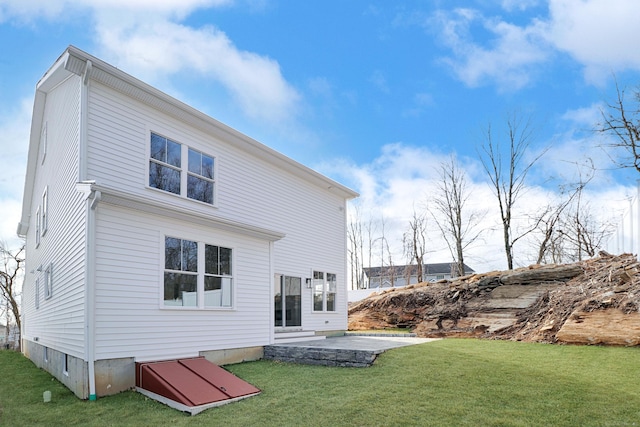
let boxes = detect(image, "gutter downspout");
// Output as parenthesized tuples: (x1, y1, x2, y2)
(80, 60, 98, 401)
(85, 188, 100, 401)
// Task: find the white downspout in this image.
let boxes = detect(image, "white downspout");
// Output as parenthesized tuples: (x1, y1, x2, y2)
(87, 189, 100, 401)
(80, 60, 98, 401)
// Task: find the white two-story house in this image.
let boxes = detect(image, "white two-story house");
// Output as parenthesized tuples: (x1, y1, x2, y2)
(17, 46, 358, 400)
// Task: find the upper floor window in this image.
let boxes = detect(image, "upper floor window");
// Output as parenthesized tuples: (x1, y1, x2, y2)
(41, 187, 48, 236)
(35, 206, 41, 247)
(188, 148, 215, 204)
(313, 271, 337, 312)
(149, 133, 181, 195)
(149, 133, 216, 205)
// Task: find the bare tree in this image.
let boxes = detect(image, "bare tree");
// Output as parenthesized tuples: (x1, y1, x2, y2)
(347, 204, 366, 289)
(402, 210, 428, 283)
(597, 79, 640, 173)
(0, 242, 24, 349)
(479, 113, 546, 270)
(558, 189, 615, 262)
(378, 216, 396, 287)
(431, 155, 484, 277)
(530, 162, 594, 264)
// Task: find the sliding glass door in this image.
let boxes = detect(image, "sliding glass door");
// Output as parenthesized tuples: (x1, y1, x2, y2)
(274, 275, 302, 328)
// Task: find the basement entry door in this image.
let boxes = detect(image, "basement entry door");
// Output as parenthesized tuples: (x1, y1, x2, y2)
(274, 275, 302, 328)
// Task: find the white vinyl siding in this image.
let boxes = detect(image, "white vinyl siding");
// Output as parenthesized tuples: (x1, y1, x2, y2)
(21, 74, 87, 359)
(93, 204, 271, 361)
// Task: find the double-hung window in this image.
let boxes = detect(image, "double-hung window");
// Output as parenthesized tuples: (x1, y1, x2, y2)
(204, 244, 232, 308)
(35, 206, 41, 247)
(164, 237, 198, 307)
(188, 148, 215, 204)
(149, 133, 216, 205)
(44, 263, 53, 299)
(149, 133, 181, 195)
(41, 187, 48, 236)
(163, 237, 233, 308)
(313, 271, 337, 312)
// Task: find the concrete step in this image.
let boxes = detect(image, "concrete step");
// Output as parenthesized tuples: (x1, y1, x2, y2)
(273, 331, 325, 344)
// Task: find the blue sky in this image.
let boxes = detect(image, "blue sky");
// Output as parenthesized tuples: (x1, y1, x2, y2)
(2, 0, 640, 272)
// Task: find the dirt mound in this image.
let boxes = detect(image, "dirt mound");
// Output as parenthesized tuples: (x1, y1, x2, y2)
(348, 252, 640, 345)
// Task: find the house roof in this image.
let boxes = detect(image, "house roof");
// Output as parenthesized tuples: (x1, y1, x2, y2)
(18, 45, 358, 236)
(363, 262, 475, 278)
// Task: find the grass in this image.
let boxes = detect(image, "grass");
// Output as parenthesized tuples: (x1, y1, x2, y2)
(1, 339, 639, 426)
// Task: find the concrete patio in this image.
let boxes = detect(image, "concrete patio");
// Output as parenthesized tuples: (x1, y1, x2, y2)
(263, 334, 439, 367)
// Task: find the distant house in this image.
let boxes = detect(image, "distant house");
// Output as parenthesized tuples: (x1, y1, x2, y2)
(363, 262, 475, 288)
(17, 46, 358, 400)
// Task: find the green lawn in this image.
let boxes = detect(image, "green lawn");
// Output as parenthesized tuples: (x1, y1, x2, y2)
(1, 339, 639, 426)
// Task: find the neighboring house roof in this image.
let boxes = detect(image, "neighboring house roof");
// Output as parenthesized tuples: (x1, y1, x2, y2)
(17, 45, 358, 237)
(363, 262, 475, 279)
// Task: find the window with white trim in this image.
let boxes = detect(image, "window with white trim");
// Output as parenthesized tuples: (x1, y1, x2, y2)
(44, 263, 53, 299)
(313, 271, 337, 312)
(41, 187, 48, 236)
(163, 237, 233, 308)
(150, 133, 181, 195)
(188, 148, 215, 204)
(164, 237, 197, 306)
(149, 133, 216, 205)
(35, 206, 41, 247)
(204, 244, 232, 308)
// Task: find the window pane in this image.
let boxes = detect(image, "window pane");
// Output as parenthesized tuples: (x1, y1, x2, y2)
(326, 292, 336, 311)
(219, 247, 232, 275)
(164, 272, 197, 306)
(165, 237, 181, 270)
(202, 155, 214, 179)
(205, 276, 232, 307)
(150, 133, 166, 162)
(313, 292, 323, 311)
(150, 162, 180, 194)
(327, 273, 337, 293)
(182, 239, 198, 272)
(187, 175, 213, 204)
(205, 245, 219, 275)
(166, 139, 181, 167)
(188, 148, 201, 174)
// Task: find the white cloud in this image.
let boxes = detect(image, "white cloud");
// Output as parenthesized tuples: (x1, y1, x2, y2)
(1, 0, 301, 124)
(545, 0, 640, 84)
(431, 8, 550, 91)
(94, 17, 300, 124)
(0, 99, 31, 246)
(432, 1, 640, 90)
(0, 0, 230, 22)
